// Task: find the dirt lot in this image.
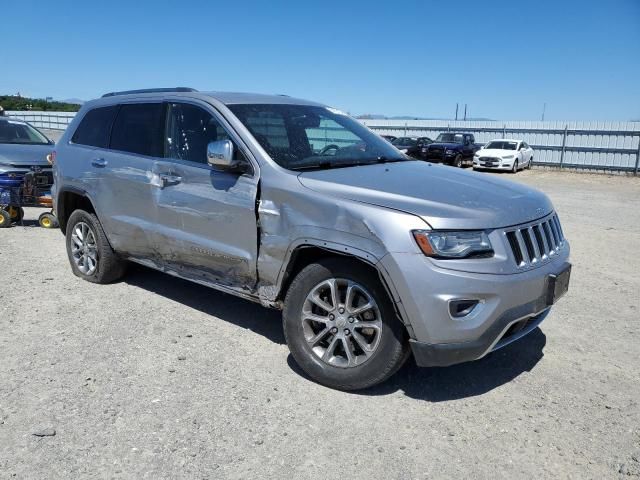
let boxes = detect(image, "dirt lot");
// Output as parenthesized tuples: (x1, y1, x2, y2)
(1, 170, 639, 479)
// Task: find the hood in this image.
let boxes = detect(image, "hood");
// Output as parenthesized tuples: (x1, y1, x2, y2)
(478, 149, 516, 158)
(0, 144, 52, 168)
(298, 161, 553, 229)
(429, 142, 461, 149)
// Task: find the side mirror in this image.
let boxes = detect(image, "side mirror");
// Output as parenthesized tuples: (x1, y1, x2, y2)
(207, 140, 246, 172)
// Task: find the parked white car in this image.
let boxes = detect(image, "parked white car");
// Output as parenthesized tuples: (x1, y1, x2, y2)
(473, 139, 534, 173)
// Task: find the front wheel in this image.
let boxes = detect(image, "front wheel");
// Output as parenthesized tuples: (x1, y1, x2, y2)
(511, 159, 519, 173)
(65, 209, 127, 284)
(283, 259, 409, 390)
(454, 154, 463, 168)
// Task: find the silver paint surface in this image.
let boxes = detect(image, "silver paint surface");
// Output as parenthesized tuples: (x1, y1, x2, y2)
(54, 90, 569, 348)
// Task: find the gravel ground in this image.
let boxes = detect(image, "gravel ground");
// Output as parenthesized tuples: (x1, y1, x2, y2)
(1, 169, 639, 479)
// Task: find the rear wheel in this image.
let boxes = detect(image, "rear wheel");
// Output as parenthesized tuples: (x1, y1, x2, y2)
(283, 258, 409, 391)
(65, 209, 127, 284)
(5, 206, 24, 223)
(0, 209, 11, 228)
(38, 212, 59, 229)
(527, 156, 533, 169)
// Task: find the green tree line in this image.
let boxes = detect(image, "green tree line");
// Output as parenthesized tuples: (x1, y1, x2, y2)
(0, 95, 81, 112)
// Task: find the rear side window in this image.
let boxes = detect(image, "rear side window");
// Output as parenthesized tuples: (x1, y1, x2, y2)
(71, 106, 117, 148)
(110, 103, 164, 157)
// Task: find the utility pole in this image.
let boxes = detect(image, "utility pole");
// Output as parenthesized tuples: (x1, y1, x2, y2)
(455, 103, 459, 121)
(463, 104, 467, 121)
(541, 102, 546, 122)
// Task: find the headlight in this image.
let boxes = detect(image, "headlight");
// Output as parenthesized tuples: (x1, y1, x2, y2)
(502, 155, 515, 159)
(413, 230, 493, 258)
(445, 149, 456, 155)
(399, 148, 408, 153)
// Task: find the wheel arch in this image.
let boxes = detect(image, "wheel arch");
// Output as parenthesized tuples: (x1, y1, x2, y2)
(271, 241, 415, 339)
(56, 187, 97, 234)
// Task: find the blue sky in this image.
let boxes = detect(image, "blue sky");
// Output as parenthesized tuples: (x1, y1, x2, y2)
(2, 0, 639, 120)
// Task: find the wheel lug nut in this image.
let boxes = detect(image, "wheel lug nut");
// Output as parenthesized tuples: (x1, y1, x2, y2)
(348, 317, 354, 323)
(331, 327, 338, 334)
(344, 329, 350, 335)
(338, 307, 345, 314)
(329, 314, 335, 320)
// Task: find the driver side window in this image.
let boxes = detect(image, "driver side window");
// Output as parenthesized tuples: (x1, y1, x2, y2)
(165, 103, 240, 164)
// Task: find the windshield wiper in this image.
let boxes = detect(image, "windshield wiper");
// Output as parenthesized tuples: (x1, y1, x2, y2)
(374, 156, 407, 164)
(290, 161, 339, 171)
(290, 157, 408, 171)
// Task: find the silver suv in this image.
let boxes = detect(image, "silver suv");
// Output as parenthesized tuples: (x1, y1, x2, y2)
(53, 88, 571, 390)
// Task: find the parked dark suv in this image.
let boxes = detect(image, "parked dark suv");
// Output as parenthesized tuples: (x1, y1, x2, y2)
(53, 88, 571, 390)
(424, 133, 481, 167)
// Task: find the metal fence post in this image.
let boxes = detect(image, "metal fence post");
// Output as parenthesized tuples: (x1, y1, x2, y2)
(404, 122, 407, 136)
(503, 124, 506, 137)
(634, 138, 640, 176)
(559, 125, 568, 168)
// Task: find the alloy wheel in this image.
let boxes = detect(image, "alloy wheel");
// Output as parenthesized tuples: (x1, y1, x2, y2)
(301, 278, 383, 368)
(71, 222, 98, 275)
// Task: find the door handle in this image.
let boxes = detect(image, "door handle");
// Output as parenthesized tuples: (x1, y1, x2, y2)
(91, 158, 107, 168)
(159, 173, 182, 187)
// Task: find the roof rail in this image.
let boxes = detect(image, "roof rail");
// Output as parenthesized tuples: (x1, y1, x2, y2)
(101, 87, 198, 98)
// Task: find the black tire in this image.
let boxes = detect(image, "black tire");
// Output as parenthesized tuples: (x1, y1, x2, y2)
(4, 206, 24, 222)
(65, 209, 127, 284)
(283, 258, 409, 391)
(454, 154, 463, 168)
(0, 209, 11, 228)
(511, 160, 518, 173)
(527, 157, 533, 169)
(38, 212, 59, 229)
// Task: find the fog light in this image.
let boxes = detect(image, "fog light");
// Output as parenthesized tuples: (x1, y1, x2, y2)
(449, 299, 479, 318)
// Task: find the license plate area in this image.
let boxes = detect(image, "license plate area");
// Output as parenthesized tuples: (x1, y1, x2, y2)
(546, 263, 571, 305)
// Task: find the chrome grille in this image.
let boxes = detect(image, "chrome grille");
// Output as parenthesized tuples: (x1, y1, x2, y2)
(505, 214, 565, 267)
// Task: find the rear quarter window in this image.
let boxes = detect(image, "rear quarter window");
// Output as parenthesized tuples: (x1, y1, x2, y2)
(71, 106, 118, 148)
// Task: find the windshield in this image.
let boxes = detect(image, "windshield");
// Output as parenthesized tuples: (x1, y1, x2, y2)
(392, 137, 417, 147)
(0, 120, 50, 145)
(485, 141, 517, 150)
(435, 133, 464, 143)
(228, 104, 408, 170)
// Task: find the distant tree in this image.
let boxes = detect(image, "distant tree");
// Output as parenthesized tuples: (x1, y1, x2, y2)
(0, 95, 81, 112)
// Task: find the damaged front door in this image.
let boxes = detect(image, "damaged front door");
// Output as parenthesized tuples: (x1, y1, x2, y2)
(153, 101, 259, 291)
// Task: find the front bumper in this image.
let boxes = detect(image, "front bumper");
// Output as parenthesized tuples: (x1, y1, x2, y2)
(410, 300, 550, 367)
(473, 158, 515, 170)
(378, 244, 570, 367)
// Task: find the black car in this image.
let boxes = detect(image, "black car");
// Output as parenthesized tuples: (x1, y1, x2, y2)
(391, 136, 433, 159)
(380, 134, 397, 143)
